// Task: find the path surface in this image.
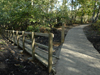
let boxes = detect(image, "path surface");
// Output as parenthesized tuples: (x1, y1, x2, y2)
(56, 24, 100, 75)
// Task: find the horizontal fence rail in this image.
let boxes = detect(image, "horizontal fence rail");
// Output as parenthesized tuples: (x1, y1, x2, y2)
(2, 30, 56, 73)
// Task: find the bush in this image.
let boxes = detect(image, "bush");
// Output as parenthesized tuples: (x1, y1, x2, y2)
(27, 26, 34, 31)
(26, 25, 39, 32)
(92, 20, 100, 30)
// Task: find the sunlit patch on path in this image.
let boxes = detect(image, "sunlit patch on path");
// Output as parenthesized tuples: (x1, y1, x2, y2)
(56, 24, 100, 75)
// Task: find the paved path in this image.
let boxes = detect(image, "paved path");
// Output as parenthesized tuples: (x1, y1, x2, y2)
(56, 24, 100, 75)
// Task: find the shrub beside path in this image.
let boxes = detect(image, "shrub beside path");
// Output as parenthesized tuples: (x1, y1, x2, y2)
(56, 24, 100, 75)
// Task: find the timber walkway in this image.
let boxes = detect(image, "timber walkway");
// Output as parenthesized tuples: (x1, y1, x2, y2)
(56, 24, 100, 75)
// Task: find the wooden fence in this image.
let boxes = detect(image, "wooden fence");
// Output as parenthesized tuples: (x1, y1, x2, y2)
(1, 23, 65, 74)
(2, 30, 55, 73)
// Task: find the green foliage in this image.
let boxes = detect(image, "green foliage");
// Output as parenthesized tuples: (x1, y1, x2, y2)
(26, 25, 40, 32)
(27, 26, 34, 31)
(0, 0, 96, 30)
(98, 15, 100, 20)
(0, 0, 71, 30)
(92, 20, 100, 30)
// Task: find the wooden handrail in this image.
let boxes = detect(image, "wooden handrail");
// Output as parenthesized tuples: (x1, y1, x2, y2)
(35, 32, 49, 37)
(3, 29, 54, 73)
(25, 32, 31, 34)
(35, 42, 48, 49)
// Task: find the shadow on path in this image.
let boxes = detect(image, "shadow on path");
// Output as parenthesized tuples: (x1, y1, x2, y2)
(56, 24, 100, 75)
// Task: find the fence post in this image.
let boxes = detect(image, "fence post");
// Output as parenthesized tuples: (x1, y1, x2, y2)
(48, 33, 53, 73)
(9, 30, 11, 40)
(13, 30, 15, 44)
(6, 30, 7, 38)
(10, 30, 12, 40)
(11, 30, 13, 41)
(32, 32, 35, 60)
(16, 31, 19, 47)
(22, 31, 25, 51)
(7, 30, 8, 39)
(61, 22, 65, 43)
(5, 30, 7, 38)
(8, 30, 10, 39)
(8, 30, 10, 40)
(12, 30, 13, 41)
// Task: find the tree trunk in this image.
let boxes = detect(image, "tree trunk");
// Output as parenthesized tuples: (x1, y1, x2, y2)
(92, 0, 97, 23)
(81, 9, 84, 24)
(94, 5, 100, 23)
(31, 0, 33, 6)
(74, 11, 77, 23)
(81, 17, 83, 24)
(71, 0, 74, 25)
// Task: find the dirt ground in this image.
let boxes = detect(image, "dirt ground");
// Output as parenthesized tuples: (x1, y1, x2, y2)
(0, 35, 48, 75)
(83, 25, 100, 53)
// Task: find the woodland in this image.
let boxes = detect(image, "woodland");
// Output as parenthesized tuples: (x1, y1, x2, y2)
(0, 0, 100, 75)
(0, 0, 100, 31)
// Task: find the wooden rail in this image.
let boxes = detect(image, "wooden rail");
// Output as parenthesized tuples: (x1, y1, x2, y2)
(3, 30, 55, 73)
